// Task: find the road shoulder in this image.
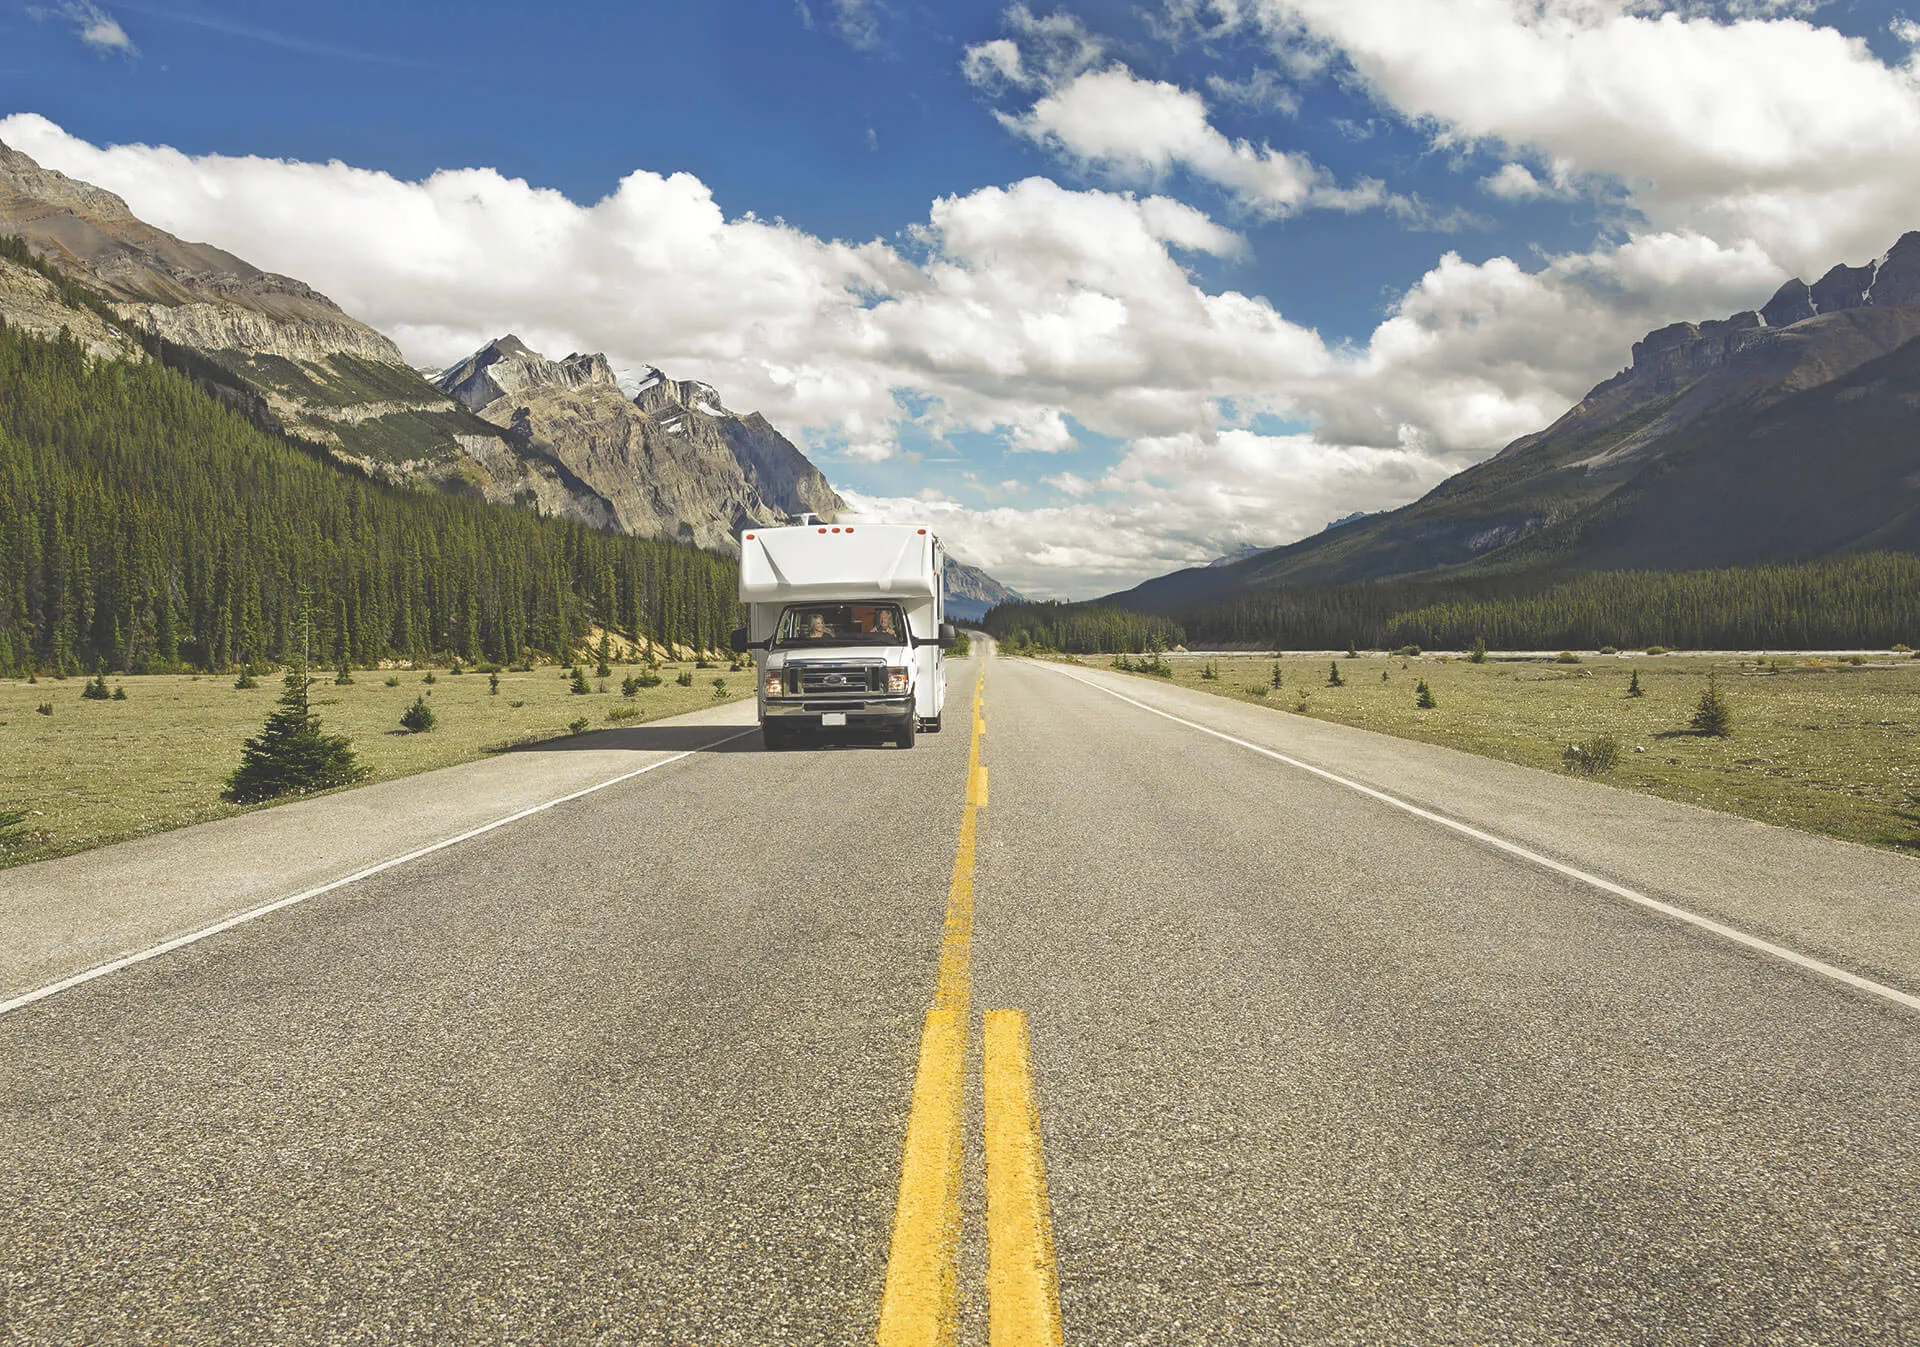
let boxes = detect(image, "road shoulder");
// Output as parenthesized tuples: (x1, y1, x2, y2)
(0, 701, 758, 1002)
(1026, 658, 1920, 998)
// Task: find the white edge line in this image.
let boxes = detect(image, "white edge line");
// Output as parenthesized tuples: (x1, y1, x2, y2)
(0, 726, 762, 1019)
(1040, 662, 1920, 1016)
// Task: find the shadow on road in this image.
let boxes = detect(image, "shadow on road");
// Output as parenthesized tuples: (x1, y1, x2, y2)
(498, 724, 766, 755)
(498, 722, 908, 756)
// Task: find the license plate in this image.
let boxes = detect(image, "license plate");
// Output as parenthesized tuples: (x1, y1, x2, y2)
(821, 712, 847, 727)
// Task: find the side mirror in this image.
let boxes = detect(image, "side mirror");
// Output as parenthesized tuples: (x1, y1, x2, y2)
(729, 626, 750, 653)
(938, 622, 957, 649)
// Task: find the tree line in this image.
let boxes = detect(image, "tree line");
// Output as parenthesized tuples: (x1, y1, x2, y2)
(983, 600, 1186, 653)
(987, 555, 1918, 652)
(0, 318, 743, 675)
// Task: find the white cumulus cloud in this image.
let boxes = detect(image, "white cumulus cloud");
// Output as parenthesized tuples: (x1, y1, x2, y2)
(32, 1, 136, 55)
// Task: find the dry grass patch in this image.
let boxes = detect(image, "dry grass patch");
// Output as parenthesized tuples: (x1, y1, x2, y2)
(1079, 650, 1920, 853)
(0, 663, 752, 868)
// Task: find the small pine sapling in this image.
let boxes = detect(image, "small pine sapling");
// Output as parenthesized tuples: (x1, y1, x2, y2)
(1327, 661, 1345, 687)
(712, 677, 728, 698)
(1415, 679, 1437, 709)
(335, 657, 354, 685)
(1346, 640, 1358, 659)
(489, 671, 501, 695)
(225, 666, 368, 803)
(1269, 662, 1283, 689)
(111, 684, 127, 700)
(1626, 669, 1644, 698)
(400, 695, 437, 733)
(568, 716, 590, 735)
(569, 667, 591, 695)
(621, 674, 640, 696)
(422, 670, 438, 685)
(34, 701, 52, 716)
(676, 670, 694, 687)
(1689, 673, 1732, 737)
(384, 674, 400, 687)
(1201, 660, 1220, 681)
(234, 664, 259, 689)
(1469, 636, 1487, 664)
(81, 673, 111, 700)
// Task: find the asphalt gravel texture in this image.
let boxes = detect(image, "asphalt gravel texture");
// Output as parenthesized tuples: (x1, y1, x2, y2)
(2, 649, 1916, 1344)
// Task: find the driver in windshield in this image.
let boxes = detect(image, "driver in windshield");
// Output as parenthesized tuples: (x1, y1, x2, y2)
(873, 609, 899, 640)
(805, 614, 831, 639)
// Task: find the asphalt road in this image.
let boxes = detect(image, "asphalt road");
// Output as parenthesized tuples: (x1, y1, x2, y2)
(3, 647, 1917, 1344)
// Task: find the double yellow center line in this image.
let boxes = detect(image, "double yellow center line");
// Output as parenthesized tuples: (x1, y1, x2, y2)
(877, 671, 1063, 1346)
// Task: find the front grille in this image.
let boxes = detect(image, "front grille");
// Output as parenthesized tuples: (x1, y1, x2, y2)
(791, 663, 881, 696)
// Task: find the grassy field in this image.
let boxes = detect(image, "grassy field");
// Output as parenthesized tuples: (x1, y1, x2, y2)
(0, 661, 753, 869)
(1068, 649, 1920, 854)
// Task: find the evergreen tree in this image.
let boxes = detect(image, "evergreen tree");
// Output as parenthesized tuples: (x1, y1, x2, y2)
(1626, 669, 1644, 698)
(80, 672, 110, 700)
(1415, 679, 1437, 709)
(1269, 662, 1283, 689)
(1346, 639, 1358, 659)
(489, 671, 501, 695)
(400, 695, 436, 733)
(225, 665, 367, 803)
(233, 664, 259, 690)
(569, 666, 591, 695)
(596, 630, 614, 679)
(1469, 635, 1487, 663)
(1689, 673, 1732, 736)
(111, 684, 126, 700)
(1327, 661, 1344, 687)
(334, 655, 354, 685)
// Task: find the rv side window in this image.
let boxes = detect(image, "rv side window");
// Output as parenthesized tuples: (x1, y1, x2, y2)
(774, 603, 908, 647)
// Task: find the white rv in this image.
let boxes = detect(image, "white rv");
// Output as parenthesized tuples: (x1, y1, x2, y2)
(732, 521, 956, 749)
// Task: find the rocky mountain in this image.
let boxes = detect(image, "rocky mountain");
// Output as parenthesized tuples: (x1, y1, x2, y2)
(434, 336, 844, 551)
(1113, 234, 1920, 611)
(942, 556, 1025, 622)
(0, 139, 854, 553)
(0, 139, 1025, 595)
(0, 136, 547, 499)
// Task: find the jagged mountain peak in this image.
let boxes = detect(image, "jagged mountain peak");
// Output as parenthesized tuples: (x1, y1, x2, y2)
(435, 334, 616, 413)
(633, 370, 733, 420)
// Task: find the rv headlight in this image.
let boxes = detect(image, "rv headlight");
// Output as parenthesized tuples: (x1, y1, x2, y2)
(888, 668, 910, 693)
(763, 672, 784, 697)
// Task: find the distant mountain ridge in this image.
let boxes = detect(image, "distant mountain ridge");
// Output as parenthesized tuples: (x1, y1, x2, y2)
(942, 556, 1025, 622)
(1112, 234, 1920, 611)
(433, 335, 844, 551)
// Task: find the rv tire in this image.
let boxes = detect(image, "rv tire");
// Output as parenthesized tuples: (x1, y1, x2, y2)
(894, 718, 916, 749)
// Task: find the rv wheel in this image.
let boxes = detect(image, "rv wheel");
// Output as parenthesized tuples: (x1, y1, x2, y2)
(895, 718, 917, 749)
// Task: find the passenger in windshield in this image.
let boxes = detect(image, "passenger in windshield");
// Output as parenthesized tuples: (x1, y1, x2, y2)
(778, 603, 906, 646)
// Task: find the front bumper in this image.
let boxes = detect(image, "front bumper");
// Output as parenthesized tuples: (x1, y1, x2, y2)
(762, 693, 913, 723)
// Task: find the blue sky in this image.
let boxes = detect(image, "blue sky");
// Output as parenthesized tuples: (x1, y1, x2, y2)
(7, 1, 1919, 594)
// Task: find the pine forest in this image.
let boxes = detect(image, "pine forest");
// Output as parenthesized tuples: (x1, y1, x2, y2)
(0, 318, 743, 676)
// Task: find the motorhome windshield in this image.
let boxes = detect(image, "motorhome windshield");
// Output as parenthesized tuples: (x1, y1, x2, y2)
(775, 603, 907, 647)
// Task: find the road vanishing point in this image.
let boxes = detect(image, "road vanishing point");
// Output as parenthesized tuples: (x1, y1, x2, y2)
(2, 644, 1916, 1344)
